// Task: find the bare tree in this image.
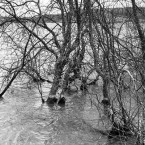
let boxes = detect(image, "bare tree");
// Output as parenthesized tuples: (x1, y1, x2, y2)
(0, 1, 145, 143)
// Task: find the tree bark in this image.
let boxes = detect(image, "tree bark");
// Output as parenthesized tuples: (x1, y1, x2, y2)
(49, 60, 66, 95)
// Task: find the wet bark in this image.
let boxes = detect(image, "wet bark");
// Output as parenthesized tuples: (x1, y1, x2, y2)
(48, 61, 66, 96)
(102, 77, 111, 118)
(62, 62, 72, 93)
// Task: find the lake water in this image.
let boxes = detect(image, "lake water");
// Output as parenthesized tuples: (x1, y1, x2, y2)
(0, 84, 107, 145)
(0, 21, 141, 145)
(0, 82, 138, 145)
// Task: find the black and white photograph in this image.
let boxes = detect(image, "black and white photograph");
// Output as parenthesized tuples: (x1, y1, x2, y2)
(0, 0, 144, 144)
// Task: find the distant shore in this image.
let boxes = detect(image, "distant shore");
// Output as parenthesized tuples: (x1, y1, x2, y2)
(0, 7, 145, 24)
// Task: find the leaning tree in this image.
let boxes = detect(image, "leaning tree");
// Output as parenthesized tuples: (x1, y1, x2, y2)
(0, 0, 89, 99)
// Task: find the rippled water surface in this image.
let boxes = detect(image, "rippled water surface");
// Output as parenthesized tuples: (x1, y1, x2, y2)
(0, 85, 108, 145)
(0, 85, 137, 145)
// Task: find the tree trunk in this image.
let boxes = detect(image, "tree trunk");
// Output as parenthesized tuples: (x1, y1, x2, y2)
(48, 57, 68, 96)
(49, 62, 64, 95)
(102, 77, 110, 99)
(61, 64, 71, 93)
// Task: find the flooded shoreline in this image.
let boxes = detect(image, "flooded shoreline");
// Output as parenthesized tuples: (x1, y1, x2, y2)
(0, 87, 108, 145)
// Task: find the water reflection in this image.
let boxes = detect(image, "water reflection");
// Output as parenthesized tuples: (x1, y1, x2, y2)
(0, 87, 136, 145)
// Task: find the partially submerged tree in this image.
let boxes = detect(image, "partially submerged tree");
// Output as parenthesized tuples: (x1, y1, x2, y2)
(0, 0, 88, 98)
(0, 0, 145, 143)
(83, 0, 145, 143)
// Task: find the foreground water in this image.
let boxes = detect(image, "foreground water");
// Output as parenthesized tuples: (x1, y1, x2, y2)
(0, 84, 137, 145)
